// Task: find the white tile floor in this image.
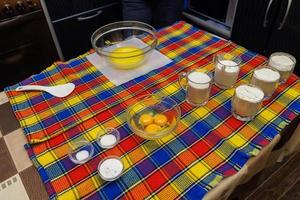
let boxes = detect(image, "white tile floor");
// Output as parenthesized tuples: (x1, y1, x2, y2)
(4, 129, 32, 172)
(0, 175, 29, 200)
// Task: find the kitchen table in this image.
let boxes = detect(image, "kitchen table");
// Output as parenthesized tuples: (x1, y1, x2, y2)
(0, 21, 300, 200)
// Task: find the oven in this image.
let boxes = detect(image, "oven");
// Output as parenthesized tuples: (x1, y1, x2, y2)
(40, 0, 122, 60)
(183, 0, 239, 38)
(0, 0, 58, 90)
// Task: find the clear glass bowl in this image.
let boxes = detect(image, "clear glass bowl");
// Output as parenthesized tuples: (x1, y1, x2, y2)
(126, 95, 181, 140)
(98, 156, 124, 181)
(68, 140, 94, 164)
(97, 127, 120, 149)
(91, 21, 157, 70)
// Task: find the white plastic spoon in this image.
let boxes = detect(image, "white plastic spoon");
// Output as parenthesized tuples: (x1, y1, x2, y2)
(15, 83, 75, 97)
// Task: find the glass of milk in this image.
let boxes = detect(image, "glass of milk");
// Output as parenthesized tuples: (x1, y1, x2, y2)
(179, 69, 212, 106)
(268, 52, 296, 84)
(232, 84, 264, 121)
(214, 53, 242, 89)
(68, 139, 94, 164)
(251, 66, 280, 100)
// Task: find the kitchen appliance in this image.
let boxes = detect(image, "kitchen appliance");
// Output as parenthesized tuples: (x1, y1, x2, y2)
(41, 0, 122, 61)
(231, 0, 300, 76)
(183, 0, 239, 38)
(0, 0, 58, 90)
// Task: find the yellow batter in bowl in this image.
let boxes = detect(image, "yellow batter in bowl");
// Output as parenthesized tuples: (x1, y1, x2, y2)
(108, 46, 145, 69)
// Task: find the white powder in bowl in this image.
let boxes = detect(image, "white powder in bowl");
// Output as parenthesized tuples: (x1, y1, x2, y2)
(75, 150, 90, 161)
(99, 158, 123, 180)
(217, 60, 239, 73)
(254, 68, 280, 82)
(100, 134, 117, 148)
(188, 72, 211, 89)
(236, 85, 264, 103)
(269, 55, 295, 71)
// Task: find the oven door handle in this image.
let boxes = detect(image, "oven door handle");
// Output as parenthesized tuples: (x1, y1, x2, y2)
(77, 10, 103, 21)
(0, 10, 42, 31)
(278, 0, 292, 30)
(263, 0, 275, 27)
(0, 43, 33, 64)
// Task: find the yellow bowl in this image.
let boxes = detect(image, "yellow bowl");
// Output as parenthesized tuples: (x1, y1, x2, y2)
(91, 21, 157, 70)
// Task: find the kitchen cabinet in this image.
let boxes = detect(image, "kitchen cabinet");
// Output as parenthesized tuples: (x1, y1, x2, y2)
(231, 0, 300, 76)
(41, 0, 122, 60)
(0, 8, 58, 90)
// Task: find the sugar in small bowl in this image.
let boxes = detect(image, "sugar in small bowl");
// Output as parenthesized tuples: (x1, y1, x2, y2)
(68, 139, 94, 164)
(98, 156, 124, 181)
(97, 127, 120, 149)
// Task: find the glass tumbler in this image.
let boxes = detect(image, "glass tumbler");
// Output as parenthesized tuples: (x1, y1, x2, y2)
(214, 53, 242, 89)
(179, 69, 212, 106)
(268, 52, 296, 84)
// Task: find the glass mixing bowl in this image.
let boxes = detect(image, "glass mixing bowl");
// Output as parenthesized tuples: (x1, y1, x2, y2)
(126, 95, 181, 140)
(91, 21, 157, 70)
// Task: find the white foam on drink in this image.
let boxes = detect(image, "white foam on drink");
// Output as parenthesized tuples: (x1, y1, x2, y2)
(254, 68, 280, 82)
(217, 60, 239, 73)
(188, 72, 211, 89)
(269, 55, 295, 71)
(236, 85, 264, 103)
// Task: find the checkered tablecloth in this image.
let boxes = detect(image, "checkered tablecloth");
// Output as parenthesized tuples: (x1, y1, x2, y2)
(4, 21, 300, 199)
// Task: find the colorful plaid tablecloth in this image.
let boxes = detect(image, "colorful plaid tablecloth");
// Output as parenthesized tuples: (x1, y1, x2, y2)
(5, 21, 300, 199)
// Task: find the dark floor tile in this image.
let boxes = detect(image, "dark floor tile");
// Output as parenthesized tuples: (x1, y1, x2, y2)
(0, 138, 17, 182)
(282, 180, 300, 200)
(231, 157, 288, 199)
(247, 152, 300, 199)
(19, 166, 49, 200)
(0, 102, 20, 135)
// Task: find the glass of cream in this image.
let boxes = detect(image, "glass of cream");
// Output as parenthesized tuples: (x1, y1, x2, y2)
(214, 53, 242, 89)
(268, 52, 296, 84)
(179, 69, 212, 106)
(232, 84, 264, 121)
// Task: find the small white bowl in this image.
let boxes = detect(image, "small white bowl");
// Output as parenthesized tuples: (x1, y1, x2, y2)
(68, 140, 94, 164)
(97, 127, 120, 149)
(98, 156, 124, 181)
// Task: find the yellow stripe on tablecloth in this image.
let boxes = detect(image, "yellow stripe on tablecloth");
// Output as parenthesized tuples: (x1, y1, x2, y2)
(188, 161, 211, 180)
(67, 96, 82, 105)
(14, 94, 28, 104)
(22, 115, 40, 126)
(37, 151, 57, 166)
(163, 84, 179, 95)
(57, 188, 79, 200)
(285, 88, 300, 98)
(228, 134, 247, 148)
(260, 110, 277, 121)
(122, 154, 133, 170)
(194, 107, 210, 118)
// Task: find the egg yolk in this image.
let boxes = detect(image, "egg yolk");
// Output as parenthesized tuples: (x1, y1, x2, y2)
(153, 114, 168, 126)
(145, 124, 161, 133)
(139, 114, 153, 126)
(109, 46, 145, 69)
